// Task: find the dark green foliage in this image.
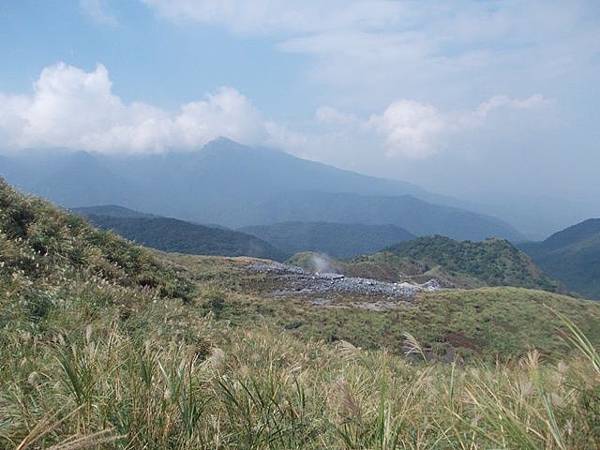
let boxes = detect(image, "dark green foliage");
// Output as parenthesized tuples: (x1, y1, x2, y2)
(82, 213, 288, 261)
(202, 287, 227, 318)
(382, 236, 560, 291)
(240, 221, 415, 258)
(520, 219, 600, 299)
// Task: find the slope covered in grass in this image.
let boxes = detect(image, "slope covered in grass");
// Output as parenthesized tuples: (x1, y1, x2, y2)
(0, 178, 195, 330)
(176, 255, 600, 361)
(521, 218, 600, 299)
(2, 179, 600, 448)
(2, 289, 600, 449)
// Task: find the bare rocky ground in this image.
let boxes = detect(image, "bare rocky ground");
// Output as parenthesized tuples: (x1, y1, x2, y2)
(246, 260, 440, 302)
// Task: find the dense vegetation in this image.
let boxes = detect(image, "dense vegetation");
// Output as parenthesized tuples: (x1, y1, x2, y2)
(240, 221, 415, 258)
(80, 211, 288, 261)
(290, 236, 561, 292)
(521, 219, 600, 299)
(2, 179, 600, 448)
(382, 235, 561, 291)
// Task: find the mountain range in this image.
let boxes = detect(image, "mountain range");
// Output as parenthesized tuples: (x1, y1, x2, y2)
(520, 219, 600, 299)
(74, 206, 287, 261)
(0, 138, 523, 241)
(240, 222, 415, 258)
(73, 203, 599, 300)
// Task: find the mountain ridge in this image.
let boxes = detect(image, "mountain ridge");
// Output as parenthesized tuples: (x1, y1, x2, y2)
(520, 218, 600, 299)
(75, 206, 288, 260)
(240, 221, 416, 258)
(0, 138, 524, 241)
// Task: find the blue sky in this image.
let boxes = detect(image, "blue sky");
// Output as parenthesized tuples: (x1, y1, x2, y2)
(0, 1, 308, 114)
(1, 0, 599, 218)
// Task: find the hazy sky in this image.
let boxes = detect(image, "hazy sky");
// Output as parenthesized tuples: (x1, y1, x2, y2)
(1, 0, 599, 207)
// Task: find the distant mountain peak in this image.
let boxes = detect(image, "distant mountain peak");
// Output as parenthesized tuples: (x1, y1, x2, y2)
(0, 143, 524, 241)
(203, 137, 249, 152)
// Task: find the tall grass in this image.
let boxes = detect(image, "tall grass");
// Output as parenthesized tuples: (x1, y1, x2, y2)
(1, 181, 599, 448)
(1, 312, 599, 449)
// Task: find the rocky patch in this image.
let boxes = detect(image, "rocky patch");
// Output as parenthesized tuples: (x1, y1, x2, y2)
(247, 261, 440, 300)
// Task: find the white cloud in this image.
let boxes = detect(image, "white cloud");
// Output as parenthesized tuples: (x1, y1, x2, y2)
(0, 63, 274, 153)
(475, 95, 550, 118)
(367, 100, 446, 158)
(0, 62, 552, 161)
(315, 106, 358, 126)
(142, 0, 407, 35)
(321, 94, 551, 159)
(143, 0, 600, 110)
(80, 0, 118, 26)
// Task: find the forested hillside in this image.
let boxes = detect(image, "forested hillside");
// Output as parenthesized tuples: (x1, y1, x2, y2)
(79, 211, 288, 261)
(521, 219, 600, 299)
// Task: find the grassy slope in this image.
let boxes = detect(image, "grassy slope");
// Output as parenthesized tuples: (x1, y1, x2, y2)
(165, 254, 600, 362)
(0, 182, 194, 297)
(2, 180, 600, 448)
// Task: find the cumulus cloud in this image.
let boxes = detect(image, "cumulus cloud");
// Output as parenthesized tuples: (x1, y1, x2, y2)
(0, 62, 550, 162)
(0, 63, 276, 153)
(367, 101, 446, 158)
(317, 95, 550, 159)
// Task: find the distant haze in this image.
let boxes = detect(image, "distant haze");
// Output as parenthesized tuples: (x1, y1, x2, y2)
(0, 139, 524, 242)
(1, 1, 599, 237)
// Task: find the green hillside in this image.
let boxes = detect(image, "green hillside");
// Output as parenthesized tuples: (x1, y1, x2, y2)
(2, 179, 600, 448)
(290, 236, 561, 291)
(177, 254, 600, 360)
(240, 221, 415, 258)
(382, 235, 561, 291)
(521, 219, 600, 299)
(0, 179, 194, 307)
(79, 210, 288, 261)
